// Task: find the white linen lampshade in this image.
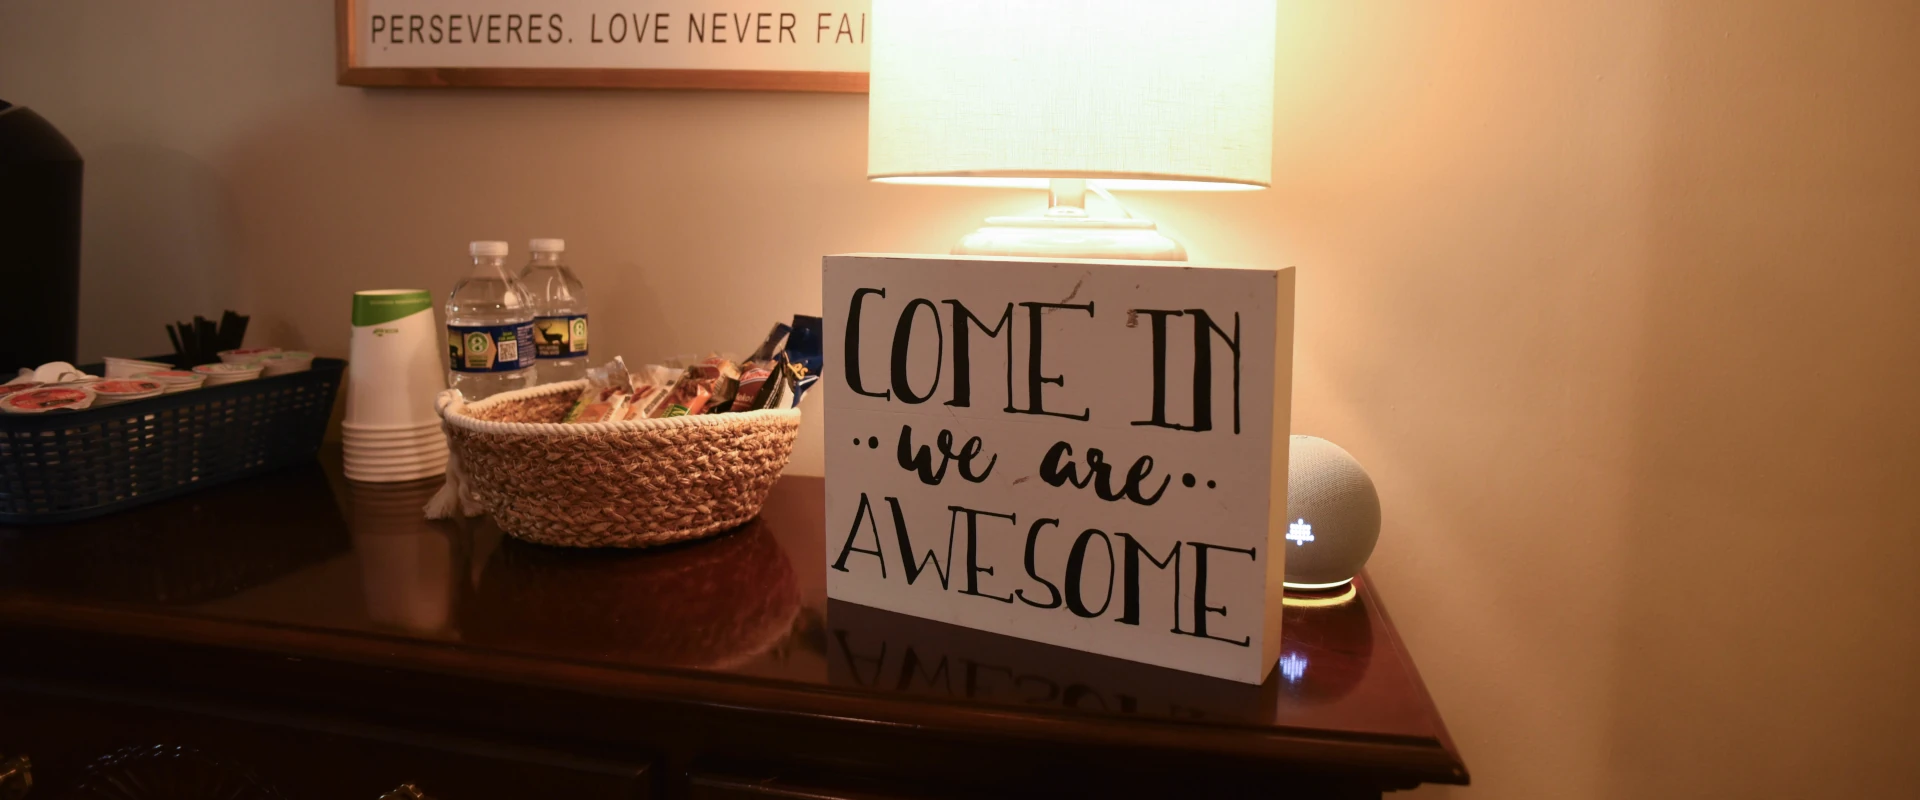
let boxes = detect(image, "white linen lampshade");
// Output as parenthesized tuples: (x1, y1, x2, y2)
(867, 0, 1277, 259)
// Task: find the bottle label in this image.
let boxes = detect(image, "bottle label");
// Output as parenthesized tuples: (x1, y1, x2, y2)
(533, 315, 589, 359)
(448, 322, 534, 373)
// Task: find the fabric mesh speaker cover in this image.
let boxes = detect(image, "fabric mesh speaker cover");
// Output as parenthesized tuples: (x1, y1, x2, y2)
(1285, 436, 1382, 587)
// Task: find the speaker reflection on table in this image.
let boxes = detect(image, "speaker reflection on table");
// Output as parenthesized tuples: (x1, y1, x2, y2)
(1284, 436, 1382, 591)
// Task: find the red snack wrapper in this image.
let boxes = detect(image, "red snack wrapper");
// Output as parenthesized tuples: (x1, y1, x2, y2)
(730, 362, 773, 412)
(698, 357, 741, 413)
(743, 354, 798, 411)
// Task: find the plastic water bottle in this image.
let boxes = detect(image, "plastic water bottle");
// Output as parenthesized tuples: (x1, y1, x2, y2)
(446, 240, 535, 400)
(519, 238, 589, 384)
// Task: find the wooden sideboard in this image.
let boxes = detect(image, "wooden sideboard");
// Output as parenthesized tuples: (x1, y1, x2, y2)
(0, 452, 1467, 798)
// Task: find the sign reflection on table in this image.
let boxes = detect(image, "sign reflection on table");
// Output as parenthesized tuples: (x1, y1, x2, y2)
(826, 599, 1279, 723)
(827, 583, 1380, 722)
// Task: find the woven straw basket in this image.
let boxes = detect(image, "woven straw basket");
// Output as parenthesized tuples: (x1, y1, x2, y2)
(436, 380, 802, 548)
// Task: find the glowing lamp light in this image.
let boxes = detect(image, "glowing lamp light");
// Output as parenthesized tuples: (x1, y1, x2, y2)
(866, 0, 1278, 260)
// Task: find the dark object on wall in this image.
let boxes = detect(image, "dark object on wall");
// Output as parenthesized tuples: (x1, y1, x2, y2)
(0, 102, 83, 373)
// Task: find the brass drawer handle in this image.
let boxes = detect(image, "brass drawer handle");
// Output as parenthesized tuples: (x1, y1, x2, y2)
(381, 784, 431, 800)
(0, 755, 29, 800)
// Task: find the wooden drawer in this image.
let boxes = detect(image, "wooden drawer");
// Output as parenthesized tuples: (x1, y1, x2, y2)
(0, 683, 650, 799)
(690, 772, 929, 800)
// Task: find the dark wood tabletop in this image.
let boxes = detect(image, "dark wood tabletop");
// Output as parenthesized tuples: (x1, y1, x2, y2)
(0, 453, 1466, 798)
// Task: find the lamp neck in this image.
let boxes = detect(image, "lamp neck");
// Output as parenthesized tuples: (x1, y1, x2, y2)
(1046, 178, 1089, 218)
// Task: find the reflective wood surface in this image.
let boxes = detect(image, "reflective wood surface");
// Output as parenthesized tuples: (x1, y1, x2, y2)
(0, 453, 1466, 797)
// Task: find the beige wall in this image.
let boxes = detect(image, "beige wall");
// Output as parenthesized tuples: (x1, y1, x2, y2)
(4, 1, 1917, 796)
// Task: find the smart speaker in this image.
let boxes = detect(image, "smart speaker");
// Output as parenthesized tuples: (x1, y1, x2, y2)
(1284, 436, 1382, 590)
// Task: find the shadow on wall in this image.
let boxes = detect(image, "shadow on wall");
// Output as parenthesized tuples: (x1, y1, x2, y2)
(1606, 1, 1920, 797)
(79, 142, 243, 360)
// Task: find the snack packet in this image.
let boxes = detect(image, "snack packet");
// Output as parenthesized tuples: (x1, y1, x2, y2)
(631, 363, 677, 389)
(566, 388, 628, 423)
(785, 315, 823, 379)
(562, 357, 634, 423)
(658, 384, 711, 417)
(618, 383, 662, 419)
(741, 353, 800, 411)
(694, 356, 742, 413)
(730, 361, 775, 412)
(652, 365, 714, 418)
(722, 321, 795, 412)
(746, 322, 791, 363)
(790, 373, 819, 406)
(616, 363, 677, 419)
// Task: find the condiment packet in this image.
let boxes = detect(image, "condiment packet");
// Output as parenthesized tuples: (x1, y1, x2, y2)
(0, 382, 42, 400)
(3, 386, 95, 413)
(93, 379, 165, 406)
(218, 347, 280, 365)
(260, 351, 314, 376)
(137, 370, 206, 393)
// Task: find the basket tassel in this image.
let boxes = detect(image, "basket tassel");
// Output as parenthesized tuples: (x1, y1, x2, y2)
(424, 447, 484, 519)
(425, 390, 484, 519)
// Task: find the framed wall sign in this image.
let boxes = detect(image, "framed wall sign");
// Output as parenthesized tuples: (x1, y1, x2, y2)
(824, 254, 1296, 684)
(336, 0, 869, 92)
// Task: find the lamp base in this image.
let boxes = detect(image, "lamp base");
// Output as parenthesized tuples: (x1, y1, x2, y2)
(952, 207, 1187, 262)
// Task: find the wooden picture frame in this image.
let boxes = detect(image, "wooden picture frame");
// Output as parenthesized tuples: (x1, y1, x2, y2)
(336, 0, 869, 93)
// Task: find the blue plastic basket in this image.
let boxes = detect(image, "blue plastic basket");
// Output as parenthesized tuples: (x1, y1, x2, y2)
(0, 358, 343, 524)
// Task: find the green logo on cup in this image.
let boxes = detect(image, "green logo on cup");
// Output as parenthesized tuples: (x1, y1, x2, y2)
(352, 289, 432, 327)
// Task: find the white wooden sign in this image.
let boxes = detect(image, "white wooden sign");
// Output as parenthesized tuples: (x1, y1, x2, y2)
(823, 254, 1295, 684)
(338, 0, 869, 92)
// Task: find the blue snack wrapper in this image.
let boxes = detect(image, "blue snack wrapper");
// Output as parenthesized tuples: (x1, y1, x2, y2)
(785, 315, 823, 404)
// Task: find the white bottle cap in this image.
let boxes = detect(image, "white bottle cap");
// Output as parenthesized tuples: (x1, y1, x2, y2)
(469, 240, 509, 257)
(529, 238, 566, 253)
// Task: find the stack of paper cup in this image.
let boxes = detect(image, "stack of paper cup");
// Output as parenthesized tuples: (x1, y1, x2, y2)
(345, 289, 449, 483)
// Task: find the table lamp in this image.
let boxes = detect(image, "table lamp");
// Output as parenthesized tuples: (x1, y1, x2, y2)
(867, 1, 1277, 261)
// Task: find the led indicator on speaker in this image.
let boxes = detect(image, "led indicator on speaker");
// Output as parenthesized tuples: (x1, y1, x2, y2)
(1287, 518, 1314, 546)
(1280, 652, 1308, 683)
